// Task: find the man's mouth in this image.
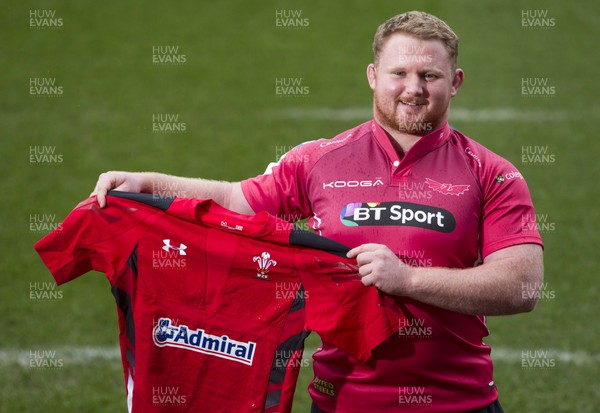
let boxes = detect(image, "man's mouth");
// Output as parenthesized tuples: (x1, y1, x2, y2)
(399, 99, 426, 106)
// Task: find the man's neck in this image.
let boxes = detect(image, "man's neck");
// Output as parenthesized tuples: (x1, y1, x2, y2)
(383, 128, 423, 154)
(374, 117, 447, 155)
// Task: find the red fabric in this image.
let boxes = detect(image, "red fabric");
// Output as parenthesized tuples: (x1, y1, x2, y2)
(34, 194, 403, 412)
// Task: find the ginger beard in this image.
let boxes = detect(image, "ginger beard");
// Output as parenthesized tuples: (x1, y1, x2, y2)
(373, 90, 449, 137)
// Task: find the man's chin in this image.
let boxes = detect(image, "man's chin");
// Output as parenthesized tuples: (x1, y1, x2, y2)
(396, 122, 436, 136)
(374, 105, 442, 136)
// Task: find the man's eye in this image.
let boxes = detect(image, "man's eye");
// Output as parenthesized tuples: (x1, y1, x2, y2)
(394, 71, 406, 76)
(424, 73, 438, 80)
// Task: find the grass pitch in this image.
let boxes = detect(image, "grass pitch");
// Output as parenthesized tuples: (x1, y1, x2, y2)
(1, 0, 599, 411)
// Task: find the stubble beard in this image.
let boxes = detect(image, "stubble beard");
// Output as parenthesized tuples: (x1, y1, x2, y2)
(373, 93, 446, 136)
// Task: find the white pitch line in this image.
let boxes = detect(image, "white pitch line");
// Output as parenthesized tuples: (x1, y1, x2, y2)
(270, 107, 575, 122)
(491, 348, 600, 366)
(2, 346, 598, 368)
(0, 346, 121, 368)
(304, 347, 600, 366)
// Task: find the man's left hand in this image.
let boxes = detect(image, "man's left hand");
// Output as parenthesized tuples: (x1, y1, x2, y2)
(347, 243, 415, 296)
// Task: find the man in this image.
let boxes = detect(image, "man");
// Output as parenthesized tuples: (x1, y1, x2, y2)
(93, 11, 543, 413)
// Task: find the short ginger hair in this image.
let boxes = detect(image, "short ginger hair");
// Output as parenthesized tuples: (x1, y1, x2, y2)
(373, 11, 459, 69)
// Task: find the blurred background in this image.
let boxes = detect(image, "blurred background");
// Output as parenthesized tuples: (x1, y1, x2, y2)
(1, 0, 599, 411)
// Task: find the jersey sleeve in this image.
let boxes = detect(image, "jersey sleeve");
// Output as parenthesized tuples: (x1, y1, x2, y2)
(479, 156, 544, 259)
(34, 196, 153, 285)
(241, 142, 315, 219)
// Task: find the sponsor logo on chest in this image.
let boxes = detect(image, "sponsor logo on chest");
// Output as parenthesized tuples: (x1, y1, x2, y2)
(340, 201, 456, 233)
(153, 318, 256, 365)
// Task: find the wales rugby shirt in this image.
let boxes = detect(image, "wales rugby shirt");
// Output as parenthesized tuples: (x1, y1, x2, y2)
(241, 120, 544, 412)
(34, 191, 404, 413)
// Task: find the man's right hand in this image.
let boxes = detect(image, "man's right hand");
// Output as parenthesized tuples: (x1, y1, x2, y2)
(91, 171, 147, 208)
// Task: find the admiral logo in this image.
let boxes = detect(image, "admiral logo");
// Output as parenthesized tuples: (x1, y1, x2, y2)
(323, 178, 384, 189)
(495, 174, 505, 184)
(253, 252, 277, 280)
(153, 318, 256, 366)
(425, 178, 470, 196)
(340, 202, 455, 233)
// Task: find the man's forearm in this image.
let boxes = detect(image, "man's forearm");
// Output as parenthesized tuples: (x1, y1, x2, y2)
(350, 243, 543, 316)
(408, 253, 542, 315)
(139, 173, 253, 214)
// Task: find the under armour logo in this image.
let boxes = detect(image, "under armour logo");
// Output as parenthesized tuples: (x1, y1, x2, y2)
(162, 239, 187, 255)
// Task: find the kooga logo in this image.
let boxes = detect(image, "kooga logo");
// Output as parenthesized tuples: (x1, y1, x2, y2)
(323, 179, 384, 189)
(340, 202, 456, 233)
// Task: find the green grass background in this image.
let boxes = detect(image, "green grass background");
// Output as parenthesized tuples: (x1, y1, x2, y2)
(1, 0, 599, 411)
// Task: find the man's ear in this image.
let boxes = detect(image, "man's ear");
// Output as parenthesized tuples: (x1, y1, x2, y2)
(367, 63, 377, 91)
(450, 68, 464, 97)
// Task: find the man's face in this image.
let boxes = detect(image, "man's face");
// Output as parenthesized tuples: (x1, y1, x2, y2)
(367, 33, 463, 136)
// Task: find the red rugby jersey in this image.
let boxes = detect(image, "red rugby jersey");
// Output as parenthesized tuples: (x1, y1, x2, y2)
(242, 120, 544, 412)
(34, 191, 403, 413)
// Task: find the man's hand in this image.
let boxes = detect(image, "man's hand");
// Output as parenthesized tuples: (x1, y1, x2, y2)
(91, 171, 147, 208)
(347, 243, 415, 296)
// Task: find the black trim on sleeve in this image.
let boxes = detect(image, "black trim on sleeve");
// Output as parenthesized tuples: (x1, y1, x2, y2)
(107, 190, 175, 211)
(290, 226, 350, 257)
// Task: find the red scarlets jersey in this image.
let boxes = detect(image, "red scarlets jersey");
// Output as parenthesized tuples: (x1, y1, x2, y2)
(242, 120, 544, 412)
(34, 191, 404, 413)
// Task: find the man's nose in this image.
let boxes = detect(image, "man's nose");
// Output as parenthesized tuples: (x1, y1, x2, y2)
(402, 73, 425, 97)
